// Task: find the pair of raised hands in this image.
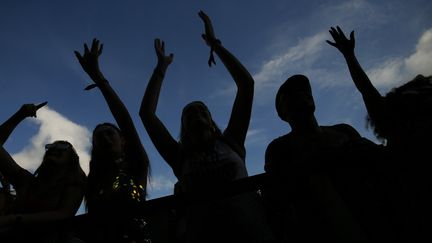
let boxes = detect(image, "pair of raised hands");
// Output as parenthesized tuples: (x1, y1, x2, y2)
(74, 10, 218, 84)
(154, 10, 219, 70)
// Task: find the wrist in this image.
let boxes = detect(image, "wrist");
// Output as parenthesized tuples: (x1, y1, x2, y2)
(84, 78, 109, 91)
(342, 51, 355, 58)
(209, 38, 222, 49)
(154, 65, 167, 76)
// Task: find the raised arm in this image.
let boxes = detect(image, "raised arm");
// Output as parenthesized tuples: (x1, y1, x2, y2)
(199, 11, 254, 146)
(0, 103, 46, 187)
(74, 39, 149, 185)
(327, 26, 383, 122)
(139, 39, 179, 170)
(0, 102, 47, 145)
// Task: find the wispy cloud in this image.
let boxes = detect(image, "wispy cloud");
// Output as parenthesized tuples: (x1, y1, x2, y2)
(366, 58, 405, 88)
(254, 32, 328, 90)
(211, 32, 328, 103)
(245, 128, 268, 146)
(12, 106, 91, 174)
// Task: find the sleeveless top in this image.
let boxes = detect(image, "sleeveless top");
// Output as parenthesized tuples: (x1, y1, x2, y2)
(175, 132, 248, 193)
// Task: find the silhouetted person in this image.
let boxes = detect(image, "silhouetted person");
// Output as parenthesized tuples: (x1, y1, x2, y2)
(264, 74, 373, 243)
(328, 26, 432, 242)
(75, 39, 150, 243)
(140, 11, 274, 243)
(0, 103, 86, 243)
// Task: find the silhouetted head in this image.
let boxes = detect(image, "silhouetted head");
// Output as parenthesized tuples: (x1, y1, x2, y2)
(368, 74, 432, 146)
(180, 101, 222, 148)
(86, 123, 125, 207)
(92, 122, 125, 156)
(275, 74, 315, 123)
(35, 140, 80, 178)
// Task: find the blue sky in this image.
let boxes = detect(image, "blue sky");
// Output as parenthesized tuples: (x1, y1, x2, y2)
(1, 0, 431, 207)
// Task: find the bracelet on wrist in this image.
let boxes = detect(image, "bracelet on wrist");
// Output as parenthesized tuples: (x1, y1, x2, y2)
(208, 39, 222, 67)
(84, 79, 109, 91)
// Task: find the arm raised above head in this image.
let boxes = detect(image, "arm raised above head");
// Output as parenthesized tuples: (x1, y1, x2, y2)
(0, 102, 47, 145)
(139, 39, 179, 170)
(0, 103, 46, 188)
(199, 11, 254, 147)
(75, 39, 149, 185)
(327, 26, 383, 122)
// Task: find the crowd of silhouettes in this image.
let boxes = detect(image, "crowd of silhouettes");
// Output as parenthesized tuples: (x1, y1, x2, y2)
(0, 11, 431, 243)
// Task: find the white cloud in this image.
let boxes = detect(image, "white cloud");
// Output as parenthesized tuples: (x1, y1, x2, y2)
(365, 27, 432, 90)
(12, 106, 91, 174)
(405, 28, 432, 76)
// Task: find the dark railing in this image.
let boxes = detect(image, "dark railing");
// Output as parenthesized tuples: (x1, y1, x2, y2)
(72, 173, 271, 243)
(2, 166, 410, 243)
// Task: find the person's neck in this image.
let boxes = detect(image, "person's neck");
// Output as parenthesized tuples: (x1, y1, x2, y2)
(289, 116, 320, 135)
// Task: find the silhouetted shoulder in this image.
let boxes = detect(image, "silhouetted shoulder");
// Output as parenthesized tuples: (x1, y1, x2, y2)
(330, 123, 361, 139)
(264, 133, 294, 173)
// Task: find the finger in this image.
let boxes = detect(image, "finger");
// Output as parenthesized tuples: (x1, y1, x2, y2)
(326, 40, 337, 47)
(98, 43, 104, 56)
(154, 38, 159, 50)
(328, 29, 339, 41)
(84, 43, 90, 55)
(336, 26, 347, 40)
(91, 38, 98, 53)
(350, 31, 355, 40)
(155, 38, 161, 49)
(161, 41, 165, 52)
(74, 51, 83, 61)
(330, 27, 337, 33)
(36, 101, 48, 109)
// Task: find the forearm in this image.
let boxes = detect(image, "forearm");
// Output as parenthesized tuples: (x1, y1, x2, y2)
(97, 79, 150, 176)
(139, 64, 167, 120)
(343, 53, 383, 118)
(0, 110, 26, 145)
(93, 77, 136, 136)
(214, 43, 254, 91)
(344, 54, 380, 99)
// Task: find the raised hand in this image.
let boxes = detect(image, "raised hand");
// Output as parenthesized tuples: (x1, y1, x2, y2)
(198, 10, 218, 46)
(74, 38, 105, 84)
(199, 10, 221, 66)
(326, 26, 355, 56)
(19, 102, 47, 118)
(154, 39, 174, 69)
